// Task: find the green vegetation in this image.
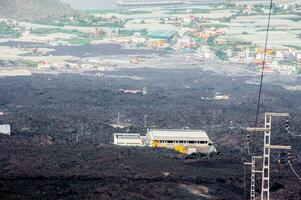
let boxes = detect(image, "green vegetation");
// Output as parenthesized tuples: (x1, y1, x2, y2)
(32, 28, 87, 37)
(254, 4, 265, 14)
(33, 20, 65, 27)
(118, 29, 148, 37)
(279, 59, 298, 66)
(220, 17, 232, 23)
(207, 36, 216, 46)
(120, 10, 152, 15)
(272, 6, 291, 14)
(19, 60, 38, 68)
(289, 18, 301, 22)
(66, 38, 95, 45)
(209, 39, 254, 58)
(194, 37, 206, 44)
(215, 50, 228, 61)
(0, 21, 20, 38)
(256, 27, 288, 32)
(284, 45, 301, 50)
(33, 15, 126, 28)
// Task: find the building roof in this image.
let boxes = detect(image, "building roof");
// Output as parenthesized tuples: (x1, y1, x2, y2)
(114, 133, 141, 140)
(148, 129, 209, 141)
(148, 30, 177, 40)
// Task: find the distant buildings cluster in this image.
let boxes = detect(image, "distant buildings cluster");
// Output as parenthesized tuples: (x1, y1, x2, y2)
(116, 0, 301, 6)
(117, 0, 186, 6)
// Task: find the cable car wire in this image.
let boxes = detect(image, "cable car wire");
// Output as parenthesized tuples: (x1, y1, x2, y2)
(252, 0, 274, 152)
(286, 128, 301, 137)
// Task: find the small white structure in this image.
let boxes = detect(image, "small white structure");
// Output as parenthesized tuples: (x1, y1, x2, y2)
(214, 95, 230, 101)
(0, 124, 11, 135)
(114, 133, 143, 146)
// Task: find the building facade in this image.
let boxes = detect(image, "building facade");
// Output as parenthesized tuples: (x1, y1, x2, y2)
(147, 129, 215, 154)
(113, 129, 216, 154)
(114, 133, 144, 146)
(117, 0, 185, 6)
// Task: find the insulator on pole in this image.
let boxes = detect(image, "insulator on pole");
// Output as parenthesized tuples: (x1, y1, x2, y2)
(246, 134, 250, 155)
(247, 134, 250, 142)
(285, 118, 289, 129)
(288, 151, 292, 163)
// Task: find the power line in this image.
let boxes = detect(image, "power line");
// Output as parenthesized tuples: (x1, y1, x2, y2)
(253, 0, 274, 153)
(288, 161, 301, 181)
(285, 119, 301, 137)
(247, 112, 291, 200)
(286, 128, 301, 137)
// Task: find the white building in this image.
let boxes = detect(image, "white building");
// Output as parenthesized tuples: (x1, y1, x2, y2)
(113, 129, 216, 154)
(296, 53, 301, 61)
(117, 0, 185, 6)
(147, 129, 215, 154)
(114, 133, 144, 146)
(0, 124, 11, 135)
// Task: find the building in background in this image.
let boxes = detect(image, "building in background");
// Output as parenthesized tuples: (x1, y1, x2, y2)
(117, 0, 185, 6)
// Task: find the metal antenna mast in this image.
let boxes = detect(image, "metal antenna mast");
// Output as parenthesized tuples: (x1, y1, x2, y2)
(247, 112, 292, 200)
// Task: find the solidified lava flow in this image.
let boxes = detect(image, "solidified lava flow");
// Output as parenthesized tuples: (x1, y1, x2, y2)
(0, 69, 300, 199)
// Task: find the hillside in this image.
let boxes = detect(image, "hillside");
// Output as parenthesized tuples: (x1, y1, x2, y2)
(0, 0, 77, 21)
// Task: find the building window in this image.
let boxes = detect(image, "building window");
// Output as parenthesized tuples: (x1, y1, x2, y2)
(189, 141, 195, 144)
(167, 140, 173, 143)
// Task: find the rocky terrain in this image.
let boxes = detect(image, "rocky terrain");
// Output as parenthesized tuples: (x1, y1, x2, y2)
(0, 0, 76, 21)
(0, 68, 300, 199)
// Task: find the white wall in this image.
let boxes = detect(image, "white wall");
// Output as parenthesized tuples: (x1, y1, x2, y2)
(0, 124, 11, 135)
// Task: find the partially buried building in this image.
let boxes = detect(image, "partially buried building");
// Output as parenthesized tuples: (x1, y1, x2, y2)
(113, 129, 216, 154)
(147, 129, 216, 154)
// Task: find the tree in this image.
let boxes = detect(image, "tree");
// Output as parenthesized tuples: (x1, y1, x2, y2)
(207, 36, 216, 46)
(215, 50, 228, 61)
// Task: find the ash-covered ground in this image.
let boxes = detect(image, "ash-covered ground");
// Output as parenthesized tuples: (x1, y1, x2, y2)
(0, 68, 300, 199)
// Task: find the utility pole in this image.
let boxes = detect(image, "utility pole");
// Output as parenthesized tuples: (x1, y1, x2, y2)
(144, 115, 147, 128)
(117, 112, 120, 126)
(247, 112, 292, 200)
(244, 156, 262, 200)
